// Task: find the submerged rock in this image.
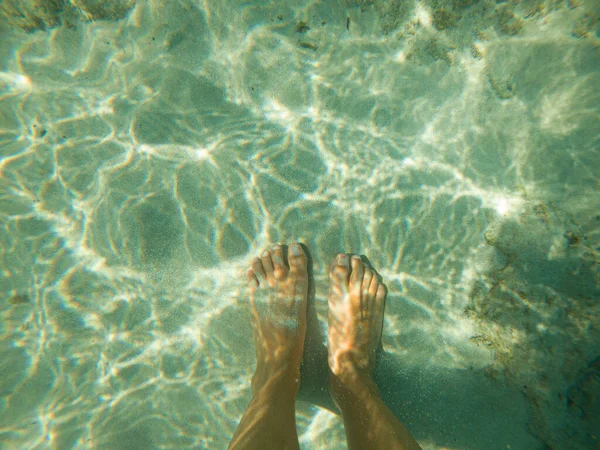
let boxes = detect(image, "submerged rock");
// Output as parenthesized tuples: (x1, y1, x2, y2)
(71, 0, 136, 21)
(0, 0, 136, 32)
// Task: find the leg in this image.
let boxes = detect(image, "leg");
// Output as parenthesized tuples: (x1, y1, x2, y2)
(229, 243, 309, 450)
(328, 254, 422, 450)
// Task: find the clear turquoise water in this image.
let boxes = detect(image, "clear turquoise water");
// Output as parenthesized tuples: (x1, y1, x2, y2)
(1, 1, 599, 449)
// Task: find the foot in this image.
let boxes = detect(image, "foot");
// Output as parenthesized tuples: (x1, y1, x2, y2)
(327, 254, 386, 405)
(247, 243, 309, 395)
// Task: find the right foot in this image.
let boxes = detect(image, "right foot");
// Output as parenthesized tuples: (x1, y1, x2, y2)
(327, 254, 386, 404)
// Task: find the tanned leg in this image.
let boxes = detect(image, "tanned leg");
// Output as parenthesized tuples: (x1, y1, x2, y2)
(328, 254, 422, 450)
(229, 243, 308, 450)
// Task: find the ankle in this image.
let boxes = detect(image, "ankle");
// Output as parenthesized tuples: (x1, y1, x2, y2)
(328, 370, 379, 411)
(252, 367, 301, 399)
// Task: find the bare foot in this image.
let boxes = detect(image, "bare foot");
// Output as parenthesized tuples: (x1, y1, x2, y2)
(247, 243, 309, 394)
(327, 254, 386, 404)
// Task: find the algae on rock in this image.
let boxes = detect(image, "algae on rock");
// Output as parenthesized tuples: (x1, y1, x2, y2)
(0, 0, 136, 32)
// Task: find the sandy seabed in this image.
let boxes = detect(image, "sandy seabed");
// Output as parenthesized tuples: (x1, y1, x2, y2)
(0, 0, 599, 449)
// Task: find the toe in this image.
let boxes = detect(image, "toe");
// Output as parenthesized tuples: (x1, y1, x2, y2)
(288, 243, 307, 277)
(373, 284, 386, 347)
(330, 253, 350, 284)
(260, 249, 276, 286)
(374, 283, 386, 315)
(376, 283, 386, 302)
(350, 255, 364, 295)
(328, 254, 350, 302)
(368, 273, 379, 298)
(247, 269, 259, 288)
(271, 245, 288, 280)
(251, 257, 266, 281)
(362, 268, 373, 297)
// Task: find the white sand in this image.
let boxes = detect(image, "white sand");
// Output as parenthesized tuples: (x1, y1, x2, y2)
(0, 0, 598, 449)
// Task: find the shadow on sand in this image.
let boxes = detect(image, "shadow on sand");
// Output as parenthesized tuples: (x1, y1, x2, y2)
(296, 244, 540, 450)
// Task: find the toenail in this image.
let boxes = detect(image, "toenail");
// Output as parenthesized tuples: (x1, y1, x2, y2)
(262, 251, 269, 257)
(291, 243, 302, 255)
(338, 254, 349, 265)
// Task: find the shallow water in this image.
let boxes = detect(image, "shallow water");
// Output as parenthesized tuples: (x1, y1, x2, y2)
(1, 1, 599, 449)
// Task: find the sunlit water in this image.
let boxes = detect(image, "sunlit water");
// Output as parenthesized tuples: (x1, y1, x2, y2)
(1, 1, 599, 449)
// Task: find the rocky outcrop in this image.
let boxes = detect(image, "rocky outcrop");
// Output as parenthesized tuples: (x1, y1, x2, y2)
(0, 0, 136, 32)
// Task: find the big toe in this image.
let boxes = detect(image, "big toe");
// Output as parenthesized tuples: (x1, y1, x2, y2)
(329, 254, 350, 295)
(288, 243, 308, 276)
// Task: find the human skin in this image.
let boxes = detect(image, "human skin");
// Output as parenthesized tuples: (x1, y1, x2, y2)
(228, 244, 421, 450)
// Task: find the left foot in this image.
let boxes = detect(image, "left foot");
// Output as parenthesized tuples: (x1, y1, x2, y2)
(248, 243, 309, 394)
